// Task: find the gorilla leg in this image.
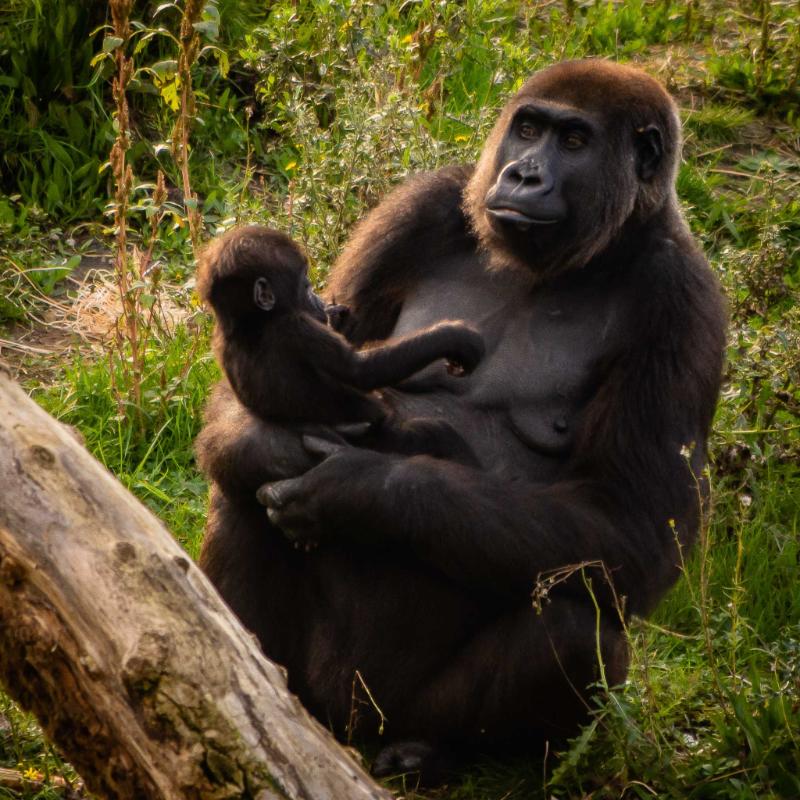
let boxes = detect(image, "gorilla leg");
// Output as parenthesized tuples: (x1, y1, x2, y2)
(200, 489, 312, 680)
(374, 596, 628, 778)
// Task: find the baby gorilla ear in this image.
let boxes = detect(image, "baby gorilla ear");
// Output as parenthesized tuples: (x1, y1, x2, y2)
(253, 277, 276, 311)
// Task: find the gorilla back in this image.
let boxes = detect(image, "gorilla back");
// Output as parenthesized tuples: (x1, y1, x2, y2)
(197, 60, 726, 778)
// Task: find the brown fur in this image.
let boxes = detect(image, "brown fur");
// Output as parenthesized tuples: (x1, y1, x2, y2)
(195, 60, 726, 780)
(463, 59, 681, 277)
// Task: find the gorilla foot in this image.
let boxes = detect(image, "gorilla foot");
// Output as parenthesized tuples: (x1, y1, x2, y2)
(372, 740, 455, 785)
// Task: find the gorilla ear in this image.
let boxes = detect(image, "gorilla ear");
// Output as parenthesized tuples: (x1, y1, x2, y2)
(253, 277, 276, 311)
(635, 124, 663, 182)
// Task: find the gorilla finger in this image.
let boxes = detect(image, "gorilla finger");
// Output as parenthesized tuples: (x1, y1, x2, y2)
(257, 477, 306, 509)
(282, 521, 321, 546)
(334, 421, 373, 439)
(302, 434, 348, 457)
(265, 505, 302, 534)
(299, 424, 349, 445)
(264, 498, 320, 537)
(268, 511, 303, 541)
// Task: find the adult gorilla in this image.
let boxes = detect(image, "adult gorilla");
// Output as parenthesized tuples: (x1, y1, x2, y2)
(196, 60, 726, 775)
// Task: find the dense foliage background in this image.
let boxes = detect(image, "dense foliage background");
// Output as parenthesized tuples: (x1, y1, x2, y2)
(0, 1, 798, 798)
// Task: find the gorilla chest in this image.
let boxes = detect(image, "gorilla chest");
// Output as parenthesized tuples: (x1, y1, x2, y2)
(475, 288, 619, 457)
(394, 269, 620, 461)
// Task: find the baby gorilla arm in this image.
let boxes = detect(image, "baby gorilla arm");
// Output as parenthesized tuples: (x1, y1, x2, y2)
(337, 321, 484, 391)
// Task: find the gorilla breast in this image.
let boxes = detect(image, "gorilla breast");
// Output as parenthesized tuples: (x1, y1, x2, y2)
(389, 253, 624, 472)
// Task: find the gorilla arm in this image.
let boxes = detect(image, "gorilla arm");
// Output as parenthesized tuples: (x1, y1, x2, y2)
(258, 439, 686, 618)
(195, 380, 320, 500)
(325, 166, 474, 345)
(259, 241, 726, 618)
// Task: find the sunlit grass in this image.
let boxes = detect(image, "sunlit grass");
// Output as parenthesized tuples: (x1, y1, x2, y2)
(1, 0, 799, 797)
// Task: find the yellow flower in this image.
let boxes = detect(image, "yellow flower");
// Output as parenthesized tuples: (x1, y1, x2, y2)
(23, 767, 42, 781)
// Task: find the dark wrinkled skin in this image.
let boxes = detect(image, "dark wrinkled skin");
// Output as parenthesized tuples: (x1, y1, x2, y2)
(196, 60, 726, 780)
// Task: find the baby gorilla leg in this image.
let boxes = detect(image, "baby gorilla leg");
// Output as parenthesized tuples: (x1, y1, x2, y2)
(378, 416, 479, 464)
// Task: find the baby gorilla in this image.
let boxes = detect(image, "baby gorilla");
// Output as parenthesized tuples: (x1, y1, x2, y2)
(196, 226, 484, 461)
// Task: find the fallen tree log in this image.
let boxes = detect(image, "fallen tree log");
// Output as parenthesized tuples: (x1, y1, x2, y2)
(0, 368, 392, 800)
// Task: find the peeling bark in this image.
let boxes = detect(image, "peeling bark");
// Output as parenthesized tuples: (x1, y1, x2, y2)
(0, 369, 392, 800)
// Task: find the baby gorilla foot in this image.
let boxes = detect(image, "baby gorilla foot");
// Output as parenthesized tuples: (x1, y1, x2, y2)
(372, 740, 454, 785)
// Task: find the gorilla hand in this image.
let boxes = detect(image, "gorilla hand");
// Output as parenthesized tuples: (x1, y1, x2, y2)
(256, 436, 398, 547)
(197, 381, 371, 500)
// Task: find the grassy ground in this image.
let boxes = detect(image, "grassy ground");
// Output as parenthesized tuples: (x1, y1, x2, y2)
(1, 1, 799, 798)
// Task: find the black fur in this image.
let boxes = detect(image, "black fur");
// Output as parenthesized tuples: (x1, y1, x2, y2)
(196, 60, 726, 780)
(196, 226, 484, 461)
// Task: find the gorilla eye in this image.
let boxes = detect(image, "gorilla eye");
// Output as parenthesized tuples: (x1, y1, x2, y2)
(562, 131, 586, 150)
(518, 121, 541, 140)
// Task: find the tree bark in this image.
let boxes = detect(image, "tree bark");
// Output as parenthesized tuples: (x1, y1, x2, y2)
(0, 368, 392, 800)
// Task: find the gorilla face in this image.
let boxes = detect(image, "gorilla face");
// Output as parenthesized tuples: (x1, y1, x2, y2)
(464, 60, 680, 280)
(485, 102, 598, 231)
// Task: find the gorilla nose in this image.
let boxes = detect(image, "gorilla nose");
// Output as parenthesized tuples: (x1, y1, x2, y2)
(506, 162, 542, 186)
(501, 160, 553, 194)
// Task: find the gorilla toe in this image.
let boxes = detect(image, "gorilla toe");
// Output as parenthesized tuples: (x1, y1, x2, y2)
(372, 740, 455, 785)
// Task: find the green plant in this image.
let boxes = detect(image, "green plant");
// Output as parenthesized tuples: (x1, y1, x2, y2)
(2, 3, 800, 799)
(173, 0, 206, 250)
(0, 1, 111, 219)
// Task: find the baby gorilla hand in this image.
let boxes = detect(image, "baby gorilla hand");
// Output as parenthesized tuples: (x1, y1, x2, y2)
(324, 303, 351, 332)
(440, 322, 484, 376)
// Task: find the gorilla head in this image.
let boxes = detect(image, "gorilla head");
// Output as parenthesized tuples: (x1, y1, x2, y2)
(464, 60, 682, 277)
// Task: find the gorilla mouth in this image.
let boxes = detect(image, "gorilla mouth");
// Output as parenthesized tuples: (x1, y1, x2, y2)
(486, 206, 562, 231)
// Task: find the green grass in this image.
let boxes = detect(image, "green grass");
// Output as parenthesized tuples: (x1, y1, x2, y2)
(1, 0, 800, 797)
(0, 695, 83, 800)
(31, 324, 218, 557)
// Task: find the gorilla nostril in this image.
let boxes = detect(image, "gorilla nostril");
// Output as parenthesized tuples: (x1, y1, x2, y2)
(503, 160, 544, 188)
(504, 167, 542, 190)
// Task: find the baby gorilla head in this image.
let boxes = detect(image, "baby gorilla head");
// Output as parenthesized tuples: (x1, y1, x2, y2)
(197, 225, 484, 466)
(197, 226, 327, 330)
